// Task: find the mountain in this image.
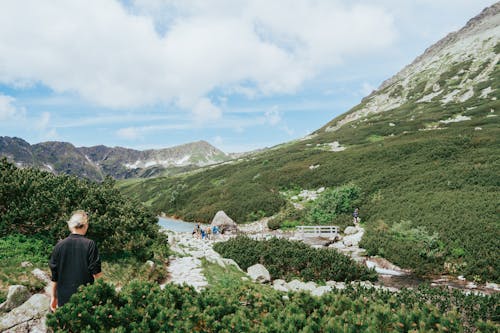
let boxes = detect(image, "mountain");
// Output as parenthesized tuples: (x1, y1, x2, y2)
(0, 138, 228, 181)
(119, 4, 499, 282)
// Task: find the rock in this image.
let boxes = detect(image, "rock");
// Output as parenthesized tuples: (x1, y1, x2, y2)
(145, 260, 155, 269)
(466, 282, 477, 289)
(221, 258, 242, 271)
(247, 264, 270, 283)
(273, 279, 287, 287)
(303, 281, 317, 292)
(343, 239, 353, 247)
(0, 286, 31, 313)
(241, 277, 249, 281)
(20, 262, 32, 268)
(0, 294, 49, 332)
(344, 226, 357, 235)
(211, 211, 238, 234)
(286, 279, 306, 291)
(311, 286, 332, 297)
(273, 284, 289, 292)
(31, 269, 51, 285)
(326, 281, 346, 290)
(485, 282, 500, 291)
(458, 275, 466, 281)
(282, 295, 289, 301)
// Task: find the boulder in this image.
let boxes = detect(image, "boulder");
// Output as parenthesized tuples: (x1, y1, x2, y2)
(211, 211, 238, 234)
(0, 294, 49, 332)
(20, 262, 32, 268)
(31, 269, 51, 285)
(311, 285, 332, 297)
(286, 279, 306, 291)
(344, 226, 358, 235)
(273, 284, 289, 292)
(0, 286, 31, 313)
(247, 264, 271, 283)
(343, 239, 353, 247)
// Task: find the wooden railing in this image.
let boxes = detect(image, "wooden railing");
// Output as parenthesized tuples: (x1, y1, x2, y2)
(295, 225, 339, 239)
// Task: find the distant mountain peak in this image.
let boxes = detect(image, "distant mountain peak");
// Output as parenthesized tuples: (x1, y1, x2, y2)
(0, 137, 229, 181)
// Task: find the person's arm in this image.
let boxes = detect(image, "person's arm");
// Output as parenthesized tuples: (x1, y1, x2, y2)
(88, 240, 102, 279)
(93, 272, 103, 279)
(49, 282, 57, 312)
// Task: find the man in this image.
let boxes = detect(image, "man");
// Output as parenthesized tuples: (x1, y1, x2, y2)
(49, 210, 102, 311)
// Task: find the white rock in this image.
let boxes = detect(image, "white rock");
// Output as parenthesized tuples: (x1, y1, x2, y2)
(211, 211, 238, 233)
(458, 275, 466, 281)
(31, 269, 51, 285)
(344, 227, 358, 235)
(485, 282, 500, 291)
(273, 284, 289, 292)
(303, 282, 317, 292)
(0, 294, 49, 332)
(286, 279, 306, 291)
(273, 279, 287, 287)
(343, 239, 353, 247)
(221, 258, 242, 271)
(247, 264, 271, 283)
(466, 282, 477, 289)
(20, 262, 33, 268)
(311, 286, 332, 297)
(0, 285, 31, 313)
(282, 295, 289, 301)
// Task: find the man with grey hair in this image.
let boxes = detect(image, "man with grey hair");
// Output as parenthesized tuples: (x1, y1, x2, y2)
(49, 210, 102, 311)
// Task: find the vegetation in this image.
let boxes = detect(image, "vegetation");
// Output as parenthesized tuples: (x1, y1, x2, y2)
(0, 159, 169, 297)
(47, 280, 499, 332)
(213, 236, 376, 283)
(120, 87, 500, 281)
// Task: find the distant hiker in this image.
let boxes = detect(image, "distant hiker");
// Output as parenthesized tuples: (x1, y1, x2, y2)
(206, 226, 212, 240)
(201, 228, 206, 240)
(212, 225, 220, 239)
(49, 210, 102, 312)
(353, 208, 360, 225)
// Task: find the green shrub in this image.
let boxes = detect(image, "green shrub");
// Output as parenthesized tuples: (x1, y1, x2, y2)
(0, 159, 162, 261)
(214, 236, 376, 282)
(47, 280, 499, 332)
(305, 183, 360, 225)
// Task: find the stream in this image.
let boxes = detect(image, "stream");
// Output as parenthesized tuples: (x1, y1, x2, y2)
(158, 217, 499, 295)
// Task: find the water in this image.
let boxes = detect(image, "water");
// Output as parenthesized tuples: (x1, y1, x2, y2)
(158, 217, 197, 233)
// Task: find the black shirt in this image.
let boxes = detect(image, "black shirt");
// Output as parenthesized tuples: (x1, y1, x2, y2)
(49, 234, 101, 306)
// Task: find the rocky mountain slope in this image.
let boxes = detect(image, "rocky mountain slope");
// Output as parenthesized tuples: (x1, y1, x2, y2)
(0, 138, 228, 181)
(119, 3, 499, 282)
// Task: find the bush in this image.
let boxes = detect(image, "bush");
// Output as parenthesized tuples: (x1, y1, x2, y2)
(305, 183, 360, 225)
(0, 159, 163, 261)
(47, 280, 499, 332)
(214, 236, 376, 282)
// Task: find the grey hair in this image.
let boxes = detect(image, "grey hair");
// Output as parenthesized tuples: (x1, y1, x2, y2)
(67, 210, 88, 229)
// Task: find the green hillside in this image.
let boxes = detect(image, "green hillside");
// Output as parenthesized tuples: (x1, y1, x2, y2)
(119, 14, 500, 282)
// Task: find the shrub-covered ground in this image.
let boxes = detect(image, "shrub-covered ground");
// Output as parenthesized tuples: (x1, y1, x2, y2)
(47, 279, 499, 332)
(119, 92, 500, 281)
(0, 159, 169, 299)
(214, 236, 377, 283)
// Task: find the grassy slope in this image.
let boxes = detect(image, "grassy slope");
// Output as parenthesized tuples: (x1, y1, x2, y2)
(119, 57, 500, 281)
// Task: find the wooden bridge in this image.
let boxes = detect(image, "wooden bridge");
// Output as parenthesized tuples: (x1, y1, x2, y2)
(295, 225, 339, 240)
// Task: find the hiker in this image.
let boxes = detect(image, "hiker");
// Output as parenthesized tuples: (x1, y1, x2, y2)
(205, 226, 212, 240)
(353, 208, 360, 225)
(212, 225, 220, 239)
(49, 210, 102, 312)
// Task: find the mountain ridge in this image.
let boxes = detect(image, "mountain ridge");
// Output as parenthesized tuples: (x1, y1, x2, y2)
(0, 137, 228, 181)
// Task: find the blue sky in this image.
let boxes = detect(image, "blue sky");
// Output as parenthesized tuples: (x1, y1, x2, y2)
(0, 0, 496, 153)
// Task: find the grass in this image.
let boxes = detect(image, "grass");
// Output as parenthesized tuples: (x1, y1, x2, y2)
(201, 259, 247, 288)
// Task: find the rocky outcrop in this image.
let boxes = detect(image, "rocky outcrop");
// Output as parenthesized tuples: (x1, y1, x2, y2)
(0, 294, 49, 333)
(211, 211, 238, 234)
(0, 286, 31, 314)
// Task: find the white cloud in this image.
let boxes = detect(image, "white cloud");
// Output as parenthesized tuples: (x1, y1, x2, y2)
(264, 106, 282, 125)
(0, 0, 397, 113)
(35, 112, 59, 140)
(0, 94, 24, 120)
(192, 98, 222, 122)
(361, 82, 376, 96)
(116, 127, 142, 140)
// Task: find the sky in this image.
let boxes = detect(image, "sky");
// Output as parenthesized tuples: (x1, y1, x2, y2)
(0, 0, 497, 153)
